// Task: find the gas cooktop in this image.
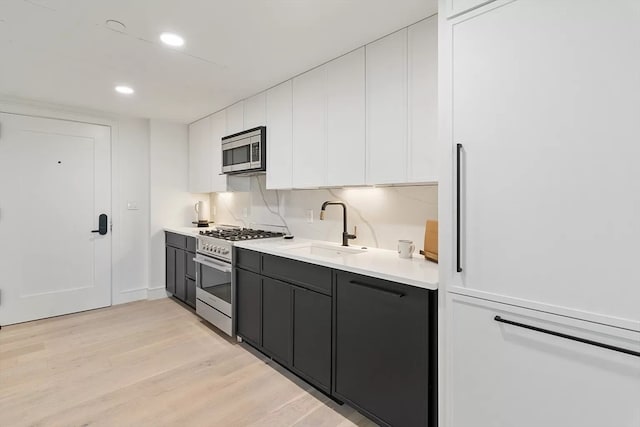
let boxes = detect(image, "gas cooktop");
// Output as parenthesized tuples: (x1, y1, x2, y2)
(199, 228, 285, 242)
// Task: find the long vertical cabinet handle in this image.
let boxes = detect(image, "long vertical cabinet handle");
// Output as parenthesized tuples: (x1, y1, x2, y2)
(456, 143, 463, 273)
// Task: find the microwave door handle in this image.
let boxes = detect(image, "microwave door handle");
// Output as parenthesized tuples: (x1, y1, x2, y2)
(194, 257, 232, 273)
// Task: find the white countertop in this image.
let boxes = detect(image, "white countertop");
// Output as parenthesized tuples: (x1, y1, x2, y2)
(234, 238, 438, 291)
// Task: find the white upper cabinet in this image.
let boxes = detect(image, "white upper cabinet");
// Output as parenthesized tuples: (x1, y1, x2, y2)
(210, 110, 228, 192)
(225, 102, 244, 135)
(450, 0, 640, 328)
(188, 116, 212, 193)
(408, 17, 438, 183)
(366, 28, 408, 185)
(266, 81, 293, 189)
(292, 66, 327, 188)
(244, 92, 266, 129)
(446, 0, 497, 18)
(326, 48, 366, 187)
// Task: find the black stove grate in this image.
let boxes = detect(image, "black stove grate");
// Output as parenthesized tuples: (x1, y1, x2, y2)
(199, 228, 285, 241)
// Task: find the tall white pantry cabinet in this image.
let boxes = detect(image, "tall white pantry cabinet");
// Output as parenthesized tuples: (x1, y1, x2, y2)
(439, 1, 640, 426)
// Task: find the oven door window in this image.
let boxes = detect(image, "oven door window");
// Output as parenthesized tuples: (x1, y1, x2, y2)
(198, 261, 231, 304)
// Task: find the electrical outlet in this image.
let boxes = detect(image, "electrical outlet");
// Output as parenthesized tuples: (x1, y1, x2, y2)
(212, 205, 217, 216)
(242, 207, 249, 218)
(306, 209, 314, 223)
(127, 201, 139, 210)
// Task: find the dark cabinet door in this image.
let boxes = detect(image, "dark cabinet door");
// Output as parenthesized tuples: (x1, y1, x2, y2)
(165, 246, 176, 294)
(236, 268, 262, 345)
(334, 271, 431, 427)
(186, 251, 196, 279)
(185, 277, 196, 308)
(293, 287, 331, 391)
(262, 278, 292, 365)
(175, 249, 187, 301)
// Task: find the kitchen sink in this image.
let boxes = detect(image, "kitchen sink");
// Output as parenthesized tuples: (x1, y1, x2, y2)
(281, 242, 367, 258)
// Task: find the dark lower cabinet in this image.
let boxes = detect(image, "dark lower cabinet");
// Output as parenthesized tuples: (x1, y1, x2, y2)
(186, 277, 196, 308)
(236, 268, 262, 346)
(175, 250, 187, 301)
(166, 247, 176, 294)
(334, 271, 434, 427)
(165, 232, 197, 308)
(293, 287, 332, 392)
(233, 249, 437, 427)
(262, 278, 292, 364)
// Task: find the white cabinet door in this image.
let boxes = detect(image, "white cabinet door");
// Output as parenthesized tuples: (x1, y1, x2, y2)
(451, 0, 640, 328)
(292, 65, 327, 188)
(210, 110, 228, 192)
(408, 16, 438, 183)
(188, 116, 212, 193)
(244, 92, 266, 129)
(225, 101, 244, 135)
(326, 48, 366, 187)
(366, 28, 408, 185)
(266, 81, 293, 189)
(449, 294, 640, 427)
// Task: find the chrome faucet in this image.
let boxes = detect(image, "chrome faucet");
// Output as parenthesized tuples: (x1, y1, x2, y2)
(320, 201, 357, 246)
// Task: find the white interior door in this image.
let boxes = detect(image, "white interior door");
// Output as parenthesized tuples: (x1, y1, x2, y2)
(0, 113, 111, 325)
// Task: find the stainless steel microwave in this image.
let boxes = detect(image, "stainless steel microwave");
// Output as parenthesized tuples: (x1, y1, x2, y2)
(221, 126, 266, 174)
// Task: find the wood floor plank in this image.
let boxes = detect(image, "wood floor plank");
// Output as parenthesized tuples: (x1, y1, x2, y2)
(0, 299, 376, 426)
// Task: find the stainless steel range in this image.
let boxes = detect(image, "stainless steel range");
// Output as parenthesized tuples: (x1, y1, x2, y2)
(194, 226, 284, 336)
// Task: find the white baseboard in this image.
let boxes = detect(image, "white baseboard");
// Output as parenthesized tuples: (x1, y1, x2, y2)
(114, 287, 148, 305)
(147, 286, 169, 300)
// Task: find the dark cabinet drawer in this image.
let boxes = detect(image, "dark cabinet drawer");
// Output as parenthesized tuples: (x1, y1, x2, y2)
(235, 248, 261, 273)
(166, 231, 187, 249)
(334, 271, 433, 427)
(293, 286, 331, 392)
(262, 278, 292, 365)
(262, 254, 332, 295)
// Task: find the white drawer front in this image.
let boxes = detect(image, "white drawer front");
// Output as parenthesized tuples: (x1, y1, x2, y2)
(449, 294, 640, 427)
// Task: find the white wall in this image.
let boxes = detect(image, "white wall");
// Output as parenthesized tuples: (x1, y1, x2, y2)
(111, 117, 151, 304)
(148, 119, 208, 298)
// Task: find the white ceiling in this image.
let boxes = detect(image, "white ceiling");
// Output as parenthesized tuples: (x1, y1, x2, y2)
(0, 0, 437, 123)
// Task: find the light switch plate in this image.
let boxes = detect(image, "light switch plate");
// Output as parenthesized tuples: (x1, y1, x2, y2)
(127, 201, 139, 210)
(306, 209, 314, 223)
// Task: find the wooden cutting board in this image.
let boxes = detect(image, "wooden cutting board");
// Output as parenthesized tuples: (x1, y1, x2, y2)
(423, 220, 438, 263)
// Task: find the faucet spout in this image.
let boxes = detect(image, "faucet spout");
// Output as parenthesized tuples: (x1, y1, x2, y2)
(319, 201, 357, 246)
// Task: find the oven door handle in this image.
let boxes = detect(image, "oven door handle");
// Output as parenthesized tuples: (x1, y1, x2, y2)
(194, 257, 232, 273)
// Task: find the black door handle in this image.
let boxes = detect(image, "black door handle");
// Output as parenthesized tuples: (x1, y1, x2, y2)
(91, 214, 108, 235)
(456, 143, 463, 273)
(494, 316, 640, 358)
(349, 280, 404, 298)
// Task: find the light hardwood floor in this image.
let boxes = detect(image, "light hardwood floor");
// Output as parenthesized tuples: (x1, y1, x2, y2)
(0, 298, 376, 427)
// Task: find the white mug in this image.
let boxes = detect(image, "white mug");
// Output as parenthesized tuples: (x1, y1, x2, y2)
(398, 240, 415, 259)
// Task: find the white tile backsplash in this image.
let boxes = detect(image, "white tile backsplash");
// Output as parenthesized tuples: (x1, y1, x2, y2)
(210, 175, 437, 251)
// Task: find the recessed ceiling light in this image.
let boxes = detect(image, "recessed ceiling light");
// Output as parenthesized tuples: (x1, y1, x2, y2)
(160, 32, 184, 47)
(115, 85, 134, 95)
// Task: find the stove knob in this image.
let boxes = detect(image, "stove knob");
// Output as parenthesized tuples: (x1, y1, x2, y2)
(222, 249, 229, 255)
